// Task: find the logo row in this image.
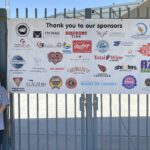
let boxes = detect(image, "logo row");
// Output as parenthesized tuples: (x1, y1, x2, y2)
(16, 22, 149, 40)
(13, 77, 77, 90)
(13, 38, 150, 57)
(11, 75, 150, 92)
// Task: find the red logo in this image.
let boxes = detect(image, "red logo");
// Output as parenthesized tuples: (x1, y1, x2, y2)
(66, 78, 77, 89)
(47, 52, 63, 64)
(138, 43, 150, 56)
(98, 65, 107, 72)
(13, 77, 23, 87)
(73, 40, 92, 53)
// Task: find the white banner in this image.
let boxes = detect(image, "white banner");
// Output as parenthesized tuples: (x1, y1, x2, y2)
(7, 19, 150, 93)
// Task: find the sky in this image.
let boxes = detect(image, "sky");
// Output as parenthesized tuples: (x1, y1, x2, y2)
(0, 0, 138, 17)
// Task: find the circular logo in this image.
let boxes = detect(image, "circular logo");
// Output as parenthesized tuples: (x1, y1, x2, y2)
(37, 42, 44, 48)
(145, 78, 150, 86)
(11, 55, 25, 69)
(136, 23, 147, 36)
(122, 75, 137, 89)
(96, 40, 109, 53)
(16, 23, 30, 37)
(49, 76, 62, 89)
(66, 78, 77, 89)
(20, 39, 26, 45)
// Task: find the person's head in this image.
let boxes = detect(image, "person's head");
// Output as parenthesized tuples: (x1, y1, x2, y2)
(0, 73, 4, 82)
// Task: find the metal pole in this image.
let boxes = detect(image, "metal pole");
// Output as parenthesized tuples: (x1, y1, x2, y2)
(85, 8, 94, 150)
(86, 94, 93, 150)
(5, 0, 10, 17)
(80, 94, 86, 150)
(0, 9, 9, 150)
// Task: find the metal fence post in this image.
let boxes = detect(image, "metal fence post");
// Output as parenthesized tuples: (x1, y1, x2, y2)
(86, 94, 93, 150)
(85, 8, 96, 150)
(10, 94, 15, 150)
(93, 94, 98, 150)
(80, 94, 86, 150)
(0, 9, 9, 150)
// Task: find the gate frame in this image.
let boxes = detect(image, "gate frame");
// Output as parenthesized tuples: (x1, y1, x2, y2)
(0, 8, 9, 150)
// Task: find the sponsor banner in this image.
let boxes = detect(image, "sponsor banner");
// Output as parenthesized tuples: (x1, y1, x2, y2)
(7, 19, 150, 93)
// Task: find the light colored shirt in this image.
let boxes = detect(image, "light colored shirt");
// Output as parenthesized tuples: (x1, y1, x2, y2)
(0, 85, 9, 130)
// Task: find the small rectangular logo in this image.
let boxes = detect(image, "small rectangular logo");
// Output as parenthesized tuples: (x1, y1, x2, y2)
(73, 40, 92, 53)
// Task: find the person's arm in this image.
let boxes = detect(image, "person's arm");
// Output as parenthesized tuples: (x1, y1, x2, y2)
(0, 105, 6, 113)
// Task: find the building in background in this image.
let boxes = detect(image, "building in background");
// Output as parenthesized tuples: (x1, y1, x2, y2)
(49, 0, 149, 19)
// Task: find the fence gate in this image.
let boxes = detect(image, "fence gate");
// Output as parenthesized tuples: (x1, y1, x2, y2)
(6, 6, 150, 150)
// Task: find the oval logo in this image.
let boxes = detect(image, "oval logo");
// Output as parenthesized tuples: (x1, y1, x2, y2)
(145, 78, 150, 86)
(66, 78, 77, 89)
(16, 23, 30, 37)
(11, 55, 25, 69)
(122, 75, 137, 89)
(49, 76, 62, 89)
(96, 40, 109, 53)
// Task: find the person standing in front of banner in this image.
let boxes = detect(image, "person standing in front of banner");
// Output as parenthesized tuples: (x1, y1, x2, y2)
(0, 73, 9, 146)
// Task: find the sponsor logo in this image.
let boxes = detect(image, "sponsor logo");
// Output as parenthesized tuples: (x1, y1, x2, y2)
(113, 41, 133, 46)
(49, 76, 62, 89)
(109, 32, 125, 37)
(70, 55, 90, 61)
(49, 67, 64, 71)
(115, 65, 137, 71)
(16, 23, 30, 37)
(66, 78, 77, 89)
(136, 23, 147, 36)
(94, 55, 123, 61)
(97, 24, 122, 29)
(145, 78, 150, 86)
(98, 65, 106, 72)
(33, 31, 42, 38)
(44, 31, 60, 38)
(141, 60, 150, 72)
(125, 50, 136, 58)
(67, 67, 90, 74)
(37, 42, 62, 48)
(94, 65, 111, 77)
(14, 39, 31, 49)
(63, 42, 72, 54)
(33, 57, 42, 66)
(142, 78, 150, 91)
(26, 79, 46, 87)
(29, 57, 47, 73)
(96, 31, 108, 38)
(96, 40, 109, 53)
(73, 40, 92, 53)
(138, 43, 150, 56)
(47, 52, 63, 64)
(122, 75, 137, 89)
(132, 23, 150, 39)
(80, 81, 117, 86)
(10, 55, 25, 69)
(13, 77, 23, 87)
(12, 77, 24, 91)
(66, 31, 87, 38)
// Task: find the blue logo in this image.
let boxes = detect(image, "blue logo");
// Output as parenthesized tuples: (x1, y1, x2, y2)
(96, 40, 109, 53)
(63, 42, 71, 54)
(11, 55, 25, 69)
(122, 75, 137, 89)
(141, 60, 150, 72)
(114, 41, 121, 46)
(136, 23, 148, 36)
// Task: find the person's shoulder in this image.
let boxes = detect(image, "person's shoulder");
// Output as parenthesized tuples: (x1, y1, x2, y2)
(0, 86, 6, 91)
